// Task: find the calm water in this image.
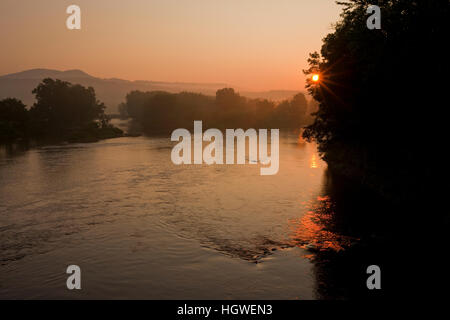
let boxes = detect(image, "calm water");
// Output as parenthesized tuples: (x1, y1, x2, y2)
(0, 132, 354, 299)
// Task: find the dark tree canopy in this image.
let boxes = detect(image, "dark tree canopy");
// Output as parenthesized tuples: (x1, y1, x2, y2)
(124, 88, 310, 133)
(215, 88, 245, 109)
(0, 79, 122, 143)
(0, 98, 29, 140)
(273, 93, 308, 128)
(30, 78, 107, 136)
(303, 0, 448, 201)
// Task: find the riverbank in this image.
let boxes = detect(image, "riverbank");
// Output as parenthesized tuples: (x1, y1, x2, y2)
(0, 125, 126, 153)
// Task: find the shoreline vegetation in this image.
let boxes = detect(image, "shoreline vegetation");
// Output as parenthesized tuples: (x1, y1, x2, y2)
(298, 0, 448, 298)
(1, 79, 317, 145)
(0, 79, 124, 145)
(119, 87, 316, 134)
(303, 0, 446, 207)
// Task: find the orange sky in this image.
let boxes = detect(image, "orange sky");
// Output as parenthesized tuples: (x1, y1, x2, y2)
(0, 0, 341, 91)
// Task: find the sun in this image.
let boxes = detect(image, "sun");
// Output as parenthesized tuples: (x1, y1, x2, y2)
(312, 74, 320, 82)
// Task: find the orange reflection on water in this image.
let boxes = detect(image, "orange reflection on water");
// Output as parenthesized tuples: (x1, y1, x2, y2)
(310, 153, 319, 169)
(289, 196, 358, 257)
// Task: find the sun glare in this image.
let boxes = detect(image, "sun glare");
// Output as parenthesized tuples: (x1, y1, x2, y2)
(312, 74, 320, 82)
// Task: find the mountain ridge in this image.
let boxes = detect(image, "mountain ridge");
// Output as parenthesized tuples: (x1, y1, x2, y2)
(0, 68, 94, 80)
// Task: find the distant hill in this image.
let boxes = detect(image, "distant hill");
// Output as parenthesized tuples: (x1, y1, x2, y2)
(0, 69, 94, 80)
(0, 69, 301, 113)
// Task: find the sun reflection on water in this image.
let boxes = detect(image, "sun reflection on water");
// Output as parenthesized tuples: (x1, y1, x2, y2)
(310, 153, 319, 169)
(289, 196, 358, 258)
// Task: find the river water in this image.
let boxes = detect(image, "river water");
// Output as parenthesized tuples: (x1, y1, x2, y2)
(0, 130, 357, 299)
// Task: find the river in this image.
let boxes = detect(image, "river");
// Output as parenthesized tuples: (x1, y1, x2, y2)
(0, 130, 358, 299)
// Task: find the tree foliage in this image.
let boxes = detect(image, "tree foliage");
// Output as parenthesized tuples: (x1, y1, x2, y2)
(0, 98, 29, 140)
(0, 79, 122, 142)
(124, 88, 309, 132)
(302, 0, 448, 200)
(30, 78, 107, 136)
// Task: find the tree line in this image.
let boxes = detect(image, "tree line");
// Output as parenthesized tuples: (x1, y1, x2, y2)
(120, 88, 316, 133)
(1, 79, 316, 143)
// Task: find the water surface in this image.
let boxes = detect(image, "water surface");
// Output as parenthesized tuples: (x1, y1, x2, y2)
(0, 133, 345, 299)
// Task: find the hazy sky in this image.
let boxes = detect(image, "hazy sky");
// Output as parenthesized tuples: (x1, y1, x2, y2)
(0, 0, 341, 91)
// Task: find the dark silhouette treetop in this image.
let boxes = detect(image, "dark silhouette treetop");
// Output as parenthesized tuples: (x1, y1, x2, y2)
(30, 78, 107, 135)
(0, 98, 29, 140)
(302, 0, 448, 201)
(0, 98, 28, 123)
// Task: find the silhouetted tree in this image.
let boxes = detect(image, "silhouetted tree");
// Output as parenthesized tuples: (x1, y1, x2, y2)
(123, 88, 309, 132)
(215, 88, 244, 108)
(0, 98, 28, 140)
(303, 0, 448, 202)
(274, 93, 307, 128)
(125, 90, 164, 119)
(28, 78, 121, 141)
